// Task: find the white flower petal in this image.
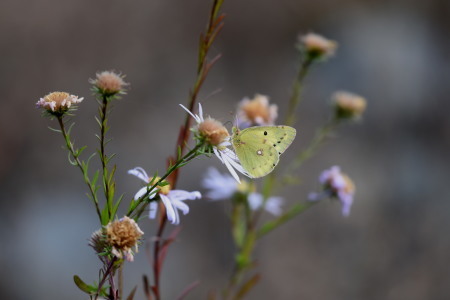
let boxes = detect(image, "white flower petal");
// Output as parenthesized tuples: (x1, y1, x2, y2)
(248, 193, 263, 210)
(265, 196, 284, 216)
(128, 167, 150, 183)
(149, 201, 158, 219)
(168, 190, 201, 201)
(134, 187, 148, 200)
(160, 194, 177, 224)
(171, 198, 190, 215)
(198, 103, 204, 121)
(202, 167, 238, 200)
(179, 104, 201, 123)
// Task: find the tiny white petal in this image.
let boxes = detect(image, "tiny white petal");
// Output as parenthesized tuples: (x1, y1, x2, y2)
(179, 104, 201, 123)
(265, 196, 284, 216)
(134, 187, 148, 200)
(128, 167, 150, 183)
(149, 202, 158, 219)
(198, 103, 204, 121)
(160, 194, 177, 224)
(171, 198, 190, 215)
(248, 193, 263, 210)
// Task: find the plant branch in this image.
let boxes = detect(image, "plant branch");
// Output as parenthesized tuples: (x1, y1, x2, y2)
(57, 117, 102, 222)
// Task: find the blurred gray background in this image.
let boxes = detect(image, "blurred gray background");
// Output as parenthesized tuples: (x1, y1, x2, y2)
(1, 0, 449, 299)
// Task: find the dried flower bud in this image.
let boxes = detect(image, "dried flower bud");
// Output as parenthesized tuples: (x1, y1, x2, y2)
(89, 229, 107, 255)
(105, 216, 144, 262)
(198, 118, 230, 146)
(332, 91, 367, 120)
(298, 33, 337, 60)
(237, 94, 278, 128)
(90, 71, 128, 96)
(36, 92, 83, 116)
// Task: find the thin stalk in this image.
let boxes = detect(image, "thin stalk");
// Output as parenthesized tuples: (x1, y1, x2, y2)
(95, 257, 117, 300)
(118, 264, 123, 300)
(285, 57, 313, 126)
(99, 95, 112, 214)
(57, 117, 102, 221)
(289, 118, 339, 172)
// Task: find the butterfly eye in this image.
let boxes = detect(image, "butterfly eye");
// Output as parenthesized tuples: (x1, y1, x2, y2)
(264, 131, 267, 136)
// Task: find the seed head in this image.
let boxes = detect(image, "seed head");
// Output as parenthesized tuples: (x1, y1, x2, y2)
(90, 71, 128, 96)
(332, 91, 367, 120)
(198, 118, 230, 146)
(105, 216, 144, 261)
(299, 33, 337, 60)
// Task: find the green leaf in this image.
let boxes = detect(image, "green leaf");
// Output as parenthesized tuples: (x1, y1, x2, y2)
(73, 275, 96, 294)
(112, 194, 124, 217)
(101, 205, 110, 225)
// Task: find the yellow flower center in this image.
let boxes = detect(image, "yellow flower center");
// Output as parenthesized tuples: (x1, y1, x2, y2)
(44, 92, 70, 105)
(198, 118, 230, 146)
(153, 177, 171, 195)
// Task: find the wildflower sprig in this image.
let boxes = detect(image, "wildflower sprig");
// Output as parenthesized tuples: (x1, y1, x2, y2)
(127, 142, 205, 220)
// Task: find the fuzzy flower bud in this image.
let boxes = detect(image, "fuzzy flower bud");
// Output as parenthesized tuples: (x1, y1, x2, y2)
(36, 92, 83, 116)
(237, 94, 278, 128)
(105, 216, 144, 262)
(198, 118, 230, 146)
(332, 91, 367, 120)
(90, 71, 128, 96)
(298, 33, 337, 60)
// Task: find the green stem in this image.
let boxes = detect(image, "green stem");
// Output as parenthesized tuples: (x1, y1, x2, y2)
(289, 118, 339, 173)
(99, 95, 112, 214)
(257, 202, 316, 238)
(284, 57, 313, 126)
(57, 117, 102, 222)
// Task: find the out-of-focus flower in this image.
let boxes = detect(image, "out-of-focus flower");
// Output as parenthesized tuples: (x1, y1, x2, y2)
(248, 193, 284, 216)
(309, 166, 355, 216)
(181, 103, 249, 183)
(90, 71, 128, 96)
(202, 167, 284, 216)
(128, 167, 201, 225)
(105, 216, 144, 262)
(36, 92, 83, 116)
(237, 94, 278, 128)
(298, 32, 337, 60)
(332, 91, 367, 120)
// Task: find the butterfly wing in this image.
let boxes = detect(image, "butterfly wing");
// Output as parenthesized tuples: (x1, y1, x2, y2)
(232, 126, 296, 178)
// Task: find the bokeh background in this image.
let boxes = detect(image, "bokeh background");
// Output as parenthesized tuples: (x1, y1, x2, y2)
(1, 0, 449, 299)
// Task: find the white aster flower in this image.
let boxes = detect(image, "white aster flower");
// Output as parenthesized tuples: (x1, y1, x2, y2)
(309, 166, 355, 217)
(180, 103, 249, 183)
(202, 167, 284, 215)
(36, 91, 83, 116)
(128, 167, 201, 225)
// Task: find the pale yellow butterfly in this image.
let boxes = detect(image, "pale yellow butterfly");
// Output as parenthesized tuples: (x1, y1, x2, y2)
(231, 125, 296, 178)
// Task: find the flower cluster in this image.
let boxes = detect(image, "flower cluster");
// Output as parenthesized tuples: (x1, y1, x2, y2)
(309, 166, 355, 216)
(236, 94, 278, 128)
(36, 92, 83, 116)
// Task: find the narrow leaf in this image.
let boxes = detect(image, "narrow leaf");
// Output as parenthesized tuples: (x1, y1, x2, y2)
(73, 275, 95, 294)
(126, 286, 137, 300)
(235, 273, 261, 299)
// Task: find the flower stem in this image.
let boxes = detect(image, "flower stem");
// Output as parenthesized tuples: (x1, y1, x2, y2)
(284, 57, 313, 126)
(57, 116, 102, 222)
(288, 118, 339, 172)
(99, 95, 113, 217)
